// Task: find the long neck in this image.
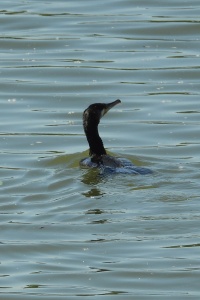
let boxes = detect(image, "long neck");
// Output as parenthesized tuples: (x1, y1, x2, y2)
(84, 124, 106, 157)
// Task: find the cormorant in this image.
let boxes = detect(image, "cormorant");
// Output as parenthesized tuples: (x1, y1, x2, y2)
(80, 99, 152, 174)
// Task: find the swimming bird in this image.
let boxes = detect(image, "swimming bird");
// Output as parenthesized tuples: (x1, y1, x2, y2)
(80, 99, 152, 174)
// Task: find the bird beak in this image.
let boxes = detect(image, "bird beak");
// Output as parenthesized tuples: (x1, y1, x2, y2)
(102, 99, 121, 117)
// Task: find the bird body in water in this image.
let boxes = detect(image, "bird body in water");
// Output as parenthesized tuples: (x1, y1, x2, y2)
(80, 99, 152, 175)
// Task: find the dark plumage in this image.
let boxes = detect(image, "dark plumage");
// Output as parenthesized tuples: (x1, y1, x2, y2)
(83, 99, 121, 162)
(80, 99, 152, 174)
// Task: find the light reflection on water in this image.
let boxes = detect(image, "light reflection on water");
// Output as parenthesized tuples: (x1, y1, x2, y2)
(1, 0, 200, 298)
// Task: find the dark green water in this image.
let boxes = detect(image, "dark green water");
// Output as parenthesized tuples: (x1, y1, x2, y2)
(1, 0, 200, 299)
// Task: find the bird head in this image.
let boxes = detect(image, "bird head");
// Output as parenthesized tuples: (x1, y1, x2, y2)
(83, 99, 121, 127)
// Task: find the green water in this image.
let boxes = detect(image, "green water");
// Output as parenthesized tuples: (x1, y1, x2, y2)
(1, 0, 200, 299)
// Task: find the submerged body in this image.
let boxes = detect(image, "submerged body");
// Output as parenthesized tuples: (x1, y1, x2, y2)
(80, 99, 152, 175)
(80, 155, 152, 175)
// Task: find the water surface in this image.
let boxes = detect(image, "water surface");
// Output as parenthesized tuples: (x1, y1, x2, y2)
(1, 0, 200, 299)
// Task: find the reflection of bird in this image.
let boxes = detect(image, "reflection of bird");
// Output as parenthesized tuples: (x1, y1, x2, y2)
(80, 99, 152, 175)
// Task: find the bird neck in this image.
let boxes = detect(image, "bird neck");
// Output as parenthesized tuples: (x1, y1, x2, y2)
(84, 125, 107, 157)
